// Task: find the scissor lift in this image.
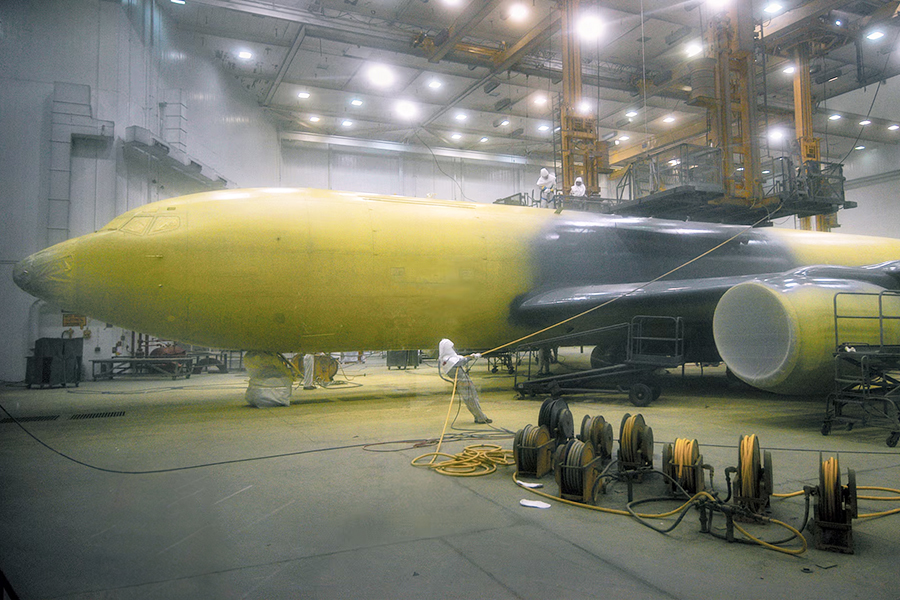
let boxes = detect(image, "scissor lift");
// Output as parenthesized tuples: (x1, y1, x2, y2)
(514, 316, 684, 407)
(825, 291, 900, 447)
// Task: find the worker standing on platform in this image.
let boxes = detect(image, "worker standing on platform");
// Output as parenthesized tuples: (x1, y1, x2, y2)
(438, 339, 491, 424)
(536, 168, 557, 208)
(570, 176, 586, 197)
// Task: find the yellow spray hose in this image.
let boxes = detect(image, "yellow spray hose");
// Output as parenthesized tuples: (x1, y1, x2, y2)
(739, 434, 757, 499)
(513, 473, 807, 555)
(412, 369, 514, 476)
(673, 438, 698, 481)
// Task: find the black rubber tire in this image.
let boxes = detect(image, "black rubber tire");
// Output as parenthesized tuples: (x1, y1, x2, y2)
(629, 383, 653, 407)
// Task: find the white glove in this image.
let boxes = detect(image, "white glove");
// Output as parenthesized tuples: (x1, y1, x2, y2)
(472, 353, 482, 359)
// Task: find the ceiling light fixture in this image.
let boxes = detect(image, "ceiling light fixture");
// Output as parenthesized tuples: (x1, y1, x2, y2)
(493, 118, 510, 127)
(454, 113, 467, 121)
(451, 133, 462, 140)
(578, 100, 591, 114)
(170, 0, 185, 4)
(889, 124, 900, 131)
(367, 64, 395, 88)
(685, 41, 703, 58)
(859, 119, 872, 126)
(428, 79, 442, 89)
(867, 31, 885, 41)
(782, 65, 795, 74)
(479, 136, 489, 143)
(350, 99, 363, 106)
(309, 116, 320, 122)
(663, 115, 675, 123)
(855, 145, 865, 150)
(507, 2, 528, 21)
(828, 114, 841, 121)
(618, 135, 630, 141)
(538, 124, 550, 132)
(534, 96, 547, 106)
(577, 14, 604, 40)
(238, 51, 252, 60)
(625, 110, 638, 118)
(395, 100, 418, 119)
(298, 92, 310, 99)
(342, 120, 353, 127)
(763, 3, 782, 13)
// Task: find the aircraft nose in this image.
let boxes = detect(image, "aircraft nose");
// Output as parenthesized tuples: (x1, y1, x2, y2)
(12, 244, 77, 308)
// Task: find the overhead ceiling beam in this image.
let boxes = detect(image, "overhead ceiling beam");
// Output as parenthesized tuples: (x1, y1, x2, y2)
(429, 0, 503, 64)
(262, 24, 306, 106)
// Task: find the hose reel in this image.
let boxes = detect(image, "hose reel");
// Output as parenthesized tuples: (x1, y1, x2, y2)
(513, 424, 554, 478)
(578, 414, 613, 462)
(538, 396, 574, 444)
(734, 434, 773, 513)
(813, 455, 858, 554)
(618, 413, 654, 471)
(554, 439, 600, 504)
(662, 438, 705, 496)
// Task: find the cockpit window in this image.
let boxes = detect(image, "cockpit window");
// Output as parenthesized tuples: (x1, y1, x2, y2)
(121, 216, 153, 235)
(149, 216, 180, 235)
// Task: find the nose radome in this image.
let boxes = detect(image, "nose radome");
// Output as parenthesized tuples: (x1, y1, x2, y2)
(11, 244, 77, 309)
(12, 256, 33, 293)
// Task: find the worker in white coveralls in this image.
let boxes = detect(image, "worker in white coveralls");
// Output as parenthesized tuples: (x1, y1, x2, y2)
(439, 339, 491, 424)
(535, 168, 557, 208)
(570, 176, 586, 197)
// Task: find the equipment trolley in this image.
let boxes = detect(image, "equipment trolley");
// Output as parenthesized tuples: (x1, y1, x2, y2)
(826, 291, 900, 447)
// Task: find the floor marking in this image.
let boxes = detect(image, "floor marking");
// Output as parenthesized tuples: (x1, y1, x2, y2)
(214, 485, 254, 505)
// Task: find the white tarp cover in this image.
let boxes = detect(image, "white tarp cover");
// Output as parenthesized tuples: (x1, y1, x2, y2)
(244, 351, 293, 407)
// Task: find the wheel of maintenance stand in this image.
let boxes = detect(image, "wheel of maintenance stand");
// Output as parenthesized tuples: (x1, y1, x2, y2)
(629, 382, 653, 407)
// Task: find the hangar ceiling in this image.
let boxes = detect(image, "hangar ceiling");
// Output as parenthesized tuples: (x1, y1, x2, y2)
(161, 0, 900, 163)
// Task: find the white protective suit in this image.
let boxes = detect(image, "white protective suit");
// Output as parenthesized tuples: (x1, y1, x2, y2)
(570, 176, 586, 197)
(535, 168, 557, 208)
(438, 339, 491, 423)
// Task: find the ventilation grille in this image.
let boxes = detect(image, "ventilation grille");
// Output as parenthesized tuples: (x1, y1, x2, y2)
(70, 411, 126, 420)
(0, 415, 60, 424)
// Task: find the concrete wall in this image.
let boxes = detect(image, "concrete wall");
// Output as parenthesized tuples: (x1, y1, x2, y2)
(839, 145, 900, 237)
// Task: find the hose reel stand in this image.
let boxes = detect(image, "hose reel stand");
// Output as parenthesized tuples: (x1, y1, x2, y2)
(812, 455, 858, 554)
(733, 434, 774, 514)
(618, 413, 654, 501)
(552, 414, 615, 503)
(662, 438, 706, 496)
(513, 397, 575, 478)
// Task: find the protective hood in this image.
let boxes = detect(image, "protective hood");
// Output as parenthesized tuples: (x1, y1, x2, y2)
(439, 338, 462, 374)
(536, 169, 556, 187)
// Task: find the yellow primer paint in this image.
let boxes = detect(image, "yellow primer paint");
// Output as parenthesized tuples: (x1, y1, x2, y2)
(768, 227, 900, 267)
(70, 189, 550, 352)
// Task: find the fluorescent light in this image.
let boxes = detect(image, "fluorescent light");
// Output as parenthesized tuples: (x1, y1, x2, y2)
(451, 133, 462, 140)
(298, 92, 310, 99)
(625, 110, 638, 118)
(367, 64, 394, 88)
(170, 0, 185, 4)
(663, 115, 675, 123)
(309, 116, 320, 122)
(859, 120, 872, 126)
(867, 31, 885, 41)
(238, 51, 252, 60)
(479, 137, 489, 143)
(454, 113, 467, 121)
(889, 124, 900, 131)
(762, 170, 771, 175)
(534, 96, 547, 106)
(493, 118, 510, 127)
(855, 145, 865, 150)
(538, 124, 550, 132)
(350, 99, 363, 106)
(782, 65, 795, 74)
(828, 114, 841, 121)
(763, 3, 782, 13)
(342, 120, 353, 127)
(428, 79, 442, 89)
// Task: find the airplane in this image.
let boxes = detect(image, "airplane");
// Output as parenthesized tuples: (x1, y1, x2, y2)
(13, 187, 900, 396)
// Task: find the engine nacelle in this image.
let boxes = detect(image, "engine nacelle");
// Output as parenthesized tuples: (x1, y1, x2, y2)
(713, 276, 899, 395)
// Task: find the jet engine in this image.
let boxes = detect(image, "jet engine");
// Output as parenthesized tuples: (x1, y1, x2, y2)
(712, 266, 900, 395)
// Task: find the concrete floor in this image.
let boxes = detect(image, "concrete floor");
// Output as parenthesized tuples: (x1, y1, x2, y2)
(1, 350, 899, 599)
